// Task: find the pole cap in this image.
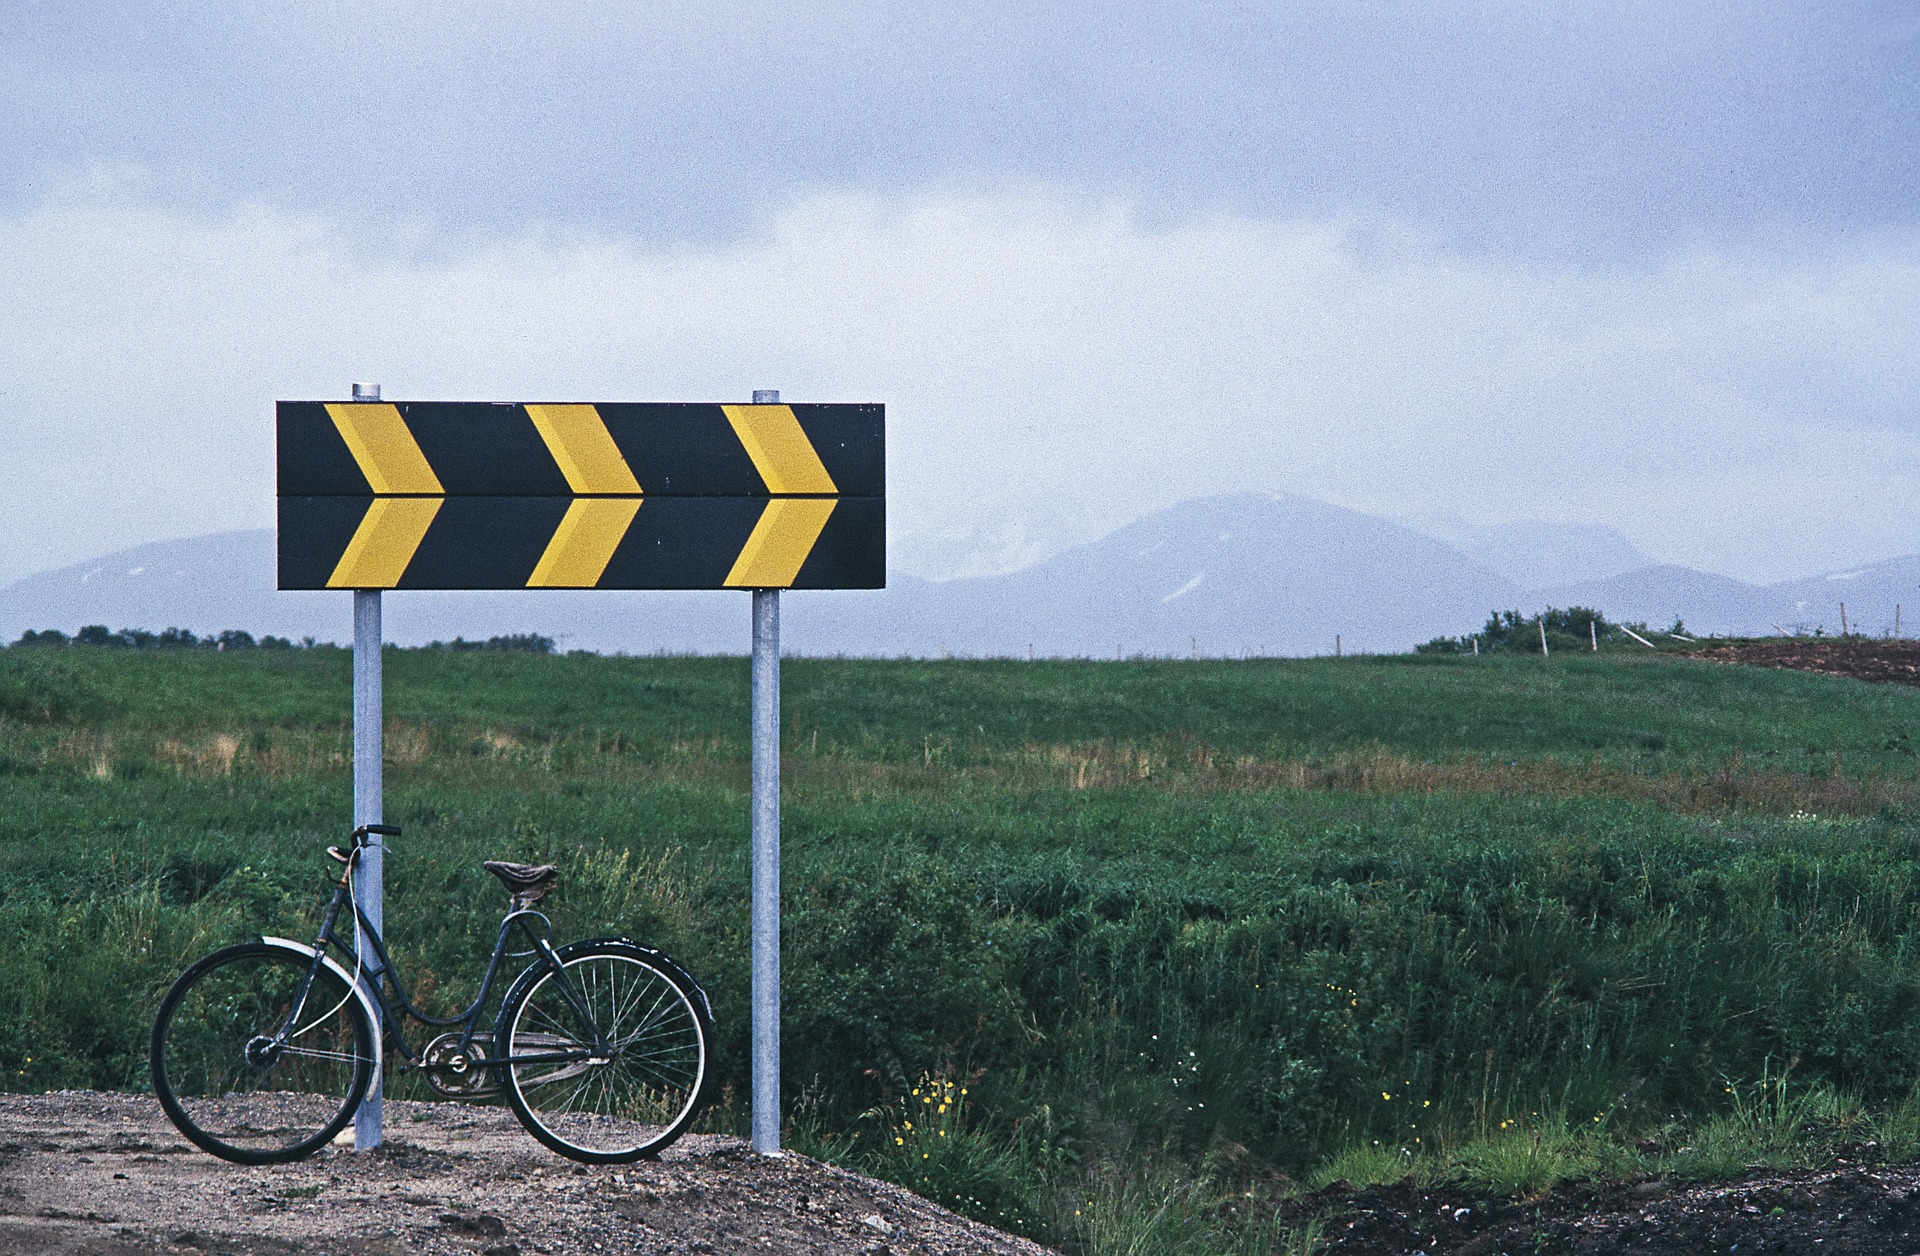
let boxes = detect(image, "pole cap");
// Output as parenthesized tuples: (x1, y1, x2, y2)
(752, 389, 780, 404)
(351, 382, 382, 401)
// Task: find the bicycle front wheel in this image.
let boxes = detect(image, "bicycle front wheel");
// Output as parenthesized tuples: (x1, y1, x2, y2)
(150, 941, 376, 1164)
(500, 942, 710, 1162)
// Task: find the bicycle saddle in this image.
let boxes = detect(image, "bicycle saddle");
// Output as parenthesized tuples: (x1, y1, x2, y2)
(483, 860, 558, 909)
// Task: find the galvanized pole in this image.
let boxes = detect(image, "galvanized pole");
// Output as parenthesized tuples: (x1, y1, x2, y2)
(350, 382, 385, 1151)
(749, 388, 783, 1155)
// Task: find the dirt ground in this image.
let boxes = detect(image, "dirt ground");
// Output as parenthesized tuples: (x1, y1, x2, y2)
(1685, 638, 1920, 688)
(1278, 1161, 1920, 1254)
(0, 1091, 1052, 1256)
(15, 1098, 1920, 1254)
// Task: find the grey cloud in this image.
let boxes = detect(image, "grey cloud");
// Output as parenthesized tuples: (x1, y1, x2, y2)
(4, 2, 1917, 257)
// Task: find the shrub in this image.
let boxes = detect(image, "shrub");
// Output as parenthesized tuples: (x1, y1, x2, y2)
(424, 634, 556, 654)
(1418, 607, 1646, 654)
(0, 656, 110, 723)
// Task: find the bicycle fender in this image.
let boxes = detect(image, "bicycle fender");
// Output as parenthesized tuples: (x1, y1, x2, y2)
(492, 938, 713, 1043)
(259, 935, 384, 1080)
(568, 937, 714, 1024)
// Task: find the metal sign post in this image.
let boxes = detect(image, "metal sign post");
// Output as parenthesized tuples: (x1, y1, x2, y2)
(750, 588, 781, 1152)
(748, 389, 783, 1154)
(348, 384, 386, 1151)
(277, 386, 883, 1157)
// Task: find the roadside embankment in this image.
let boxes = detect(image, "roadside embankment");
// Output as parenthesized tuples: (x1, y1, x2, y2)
(0, 1091, 1052, 1255)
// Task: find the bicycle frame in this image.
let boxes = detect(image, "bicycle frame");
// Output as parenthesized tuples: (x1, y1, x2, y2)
(270, 834, 611, 1078)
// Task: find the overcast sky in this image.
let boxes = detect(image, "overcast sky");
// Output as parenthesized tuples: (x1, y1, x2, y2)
(3, 2, 1918, 584)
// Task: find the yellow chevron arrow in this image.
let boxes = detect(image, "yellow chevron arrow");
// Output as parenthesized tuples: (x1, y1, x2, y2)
(724, 497, 837, 588)
(324, 403, 443, 494)
(527, 498, 643, 587)
(327, 497, 443, 588)
(524, 404, 642, 494)
(720, 404, 838, 494)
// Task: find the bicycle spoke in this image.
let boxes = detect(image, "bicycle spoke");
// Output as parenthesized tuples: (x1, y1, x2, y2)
(609, 969, 650, 1036)
(626, 984, 675, 1041)
(557, 1068, 599, 1115)
(615, 1012, 693, 1051)
(277, 1044, 369, 1065)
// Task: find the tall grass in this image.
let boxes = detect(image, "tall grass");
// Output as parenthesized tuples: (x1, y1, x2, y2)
(5, 648, 1920, 1249)
(7, 646, 1920, 776)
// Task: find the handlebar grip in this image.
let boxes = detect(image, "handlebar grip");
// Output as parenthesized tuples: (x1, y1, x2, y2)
(351, 823, 402, 840)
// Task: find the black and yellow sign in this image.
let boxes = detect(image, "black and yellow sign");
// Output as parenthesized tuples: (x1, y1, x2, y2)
(277, 402, 883, 590)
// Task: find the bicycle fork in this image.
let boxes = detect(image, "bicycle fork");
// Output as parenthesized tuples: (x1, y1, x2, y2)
(257, 874, 363, 1066)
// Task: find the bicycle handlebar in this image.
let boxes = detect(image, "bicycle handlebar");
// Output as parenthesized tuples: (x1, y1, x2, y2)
(351, 824, 402, 842)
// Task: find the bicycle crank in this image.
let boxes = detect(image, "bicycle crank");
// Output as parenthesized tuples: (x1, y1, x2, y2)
(420, 1033, 501, 1098)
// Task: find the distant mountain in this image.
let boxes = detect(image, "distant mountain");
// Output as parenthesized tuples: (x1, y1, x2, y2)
(1769, 557, 1920, 638)
(9, 498, 1911, 655)
(1537, 555, 1920, 639)
(0, 530, 752, 655)
(825, 495, 1519, 657)
(1397, 514, 1655, 588)
(0, 532, 349, 644)
(1530, 565, 1776, 636)
(0, 496, 1522, 656)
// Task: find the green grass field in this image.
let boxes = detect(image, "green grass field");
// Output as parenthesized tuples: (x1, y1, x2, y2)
(7, 645, 1920, 1252)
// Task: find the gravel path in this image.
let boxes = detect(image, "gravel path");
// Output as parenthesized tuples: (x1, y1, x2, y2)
(0, 1091, 1054, 1256)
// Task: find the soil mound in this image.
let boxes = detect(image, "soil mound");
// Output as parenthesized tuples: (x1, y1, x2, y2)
(0, 1091, 1051, 1255)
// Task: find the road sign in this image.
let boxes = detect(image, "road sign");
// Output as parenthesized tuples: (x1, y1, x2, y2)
(277, 401, 885, 590)
(290, 388, 858, 1159)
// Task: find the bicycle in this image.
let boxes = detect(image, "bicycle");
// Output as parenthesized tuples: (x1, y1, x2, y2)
(149, 824, 712, 1166)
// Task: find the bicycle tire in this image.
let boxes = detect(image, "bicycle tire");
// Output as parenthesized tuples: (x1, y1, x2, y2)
(498, 940, 710, 1163)
(151, 941, 376, 1164)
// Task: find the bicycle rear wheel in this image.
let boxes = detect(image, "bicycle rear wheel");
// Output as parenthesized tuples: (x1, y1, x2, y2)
(150, 941, 375, 1164)
(499, 942, 709, 1162)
